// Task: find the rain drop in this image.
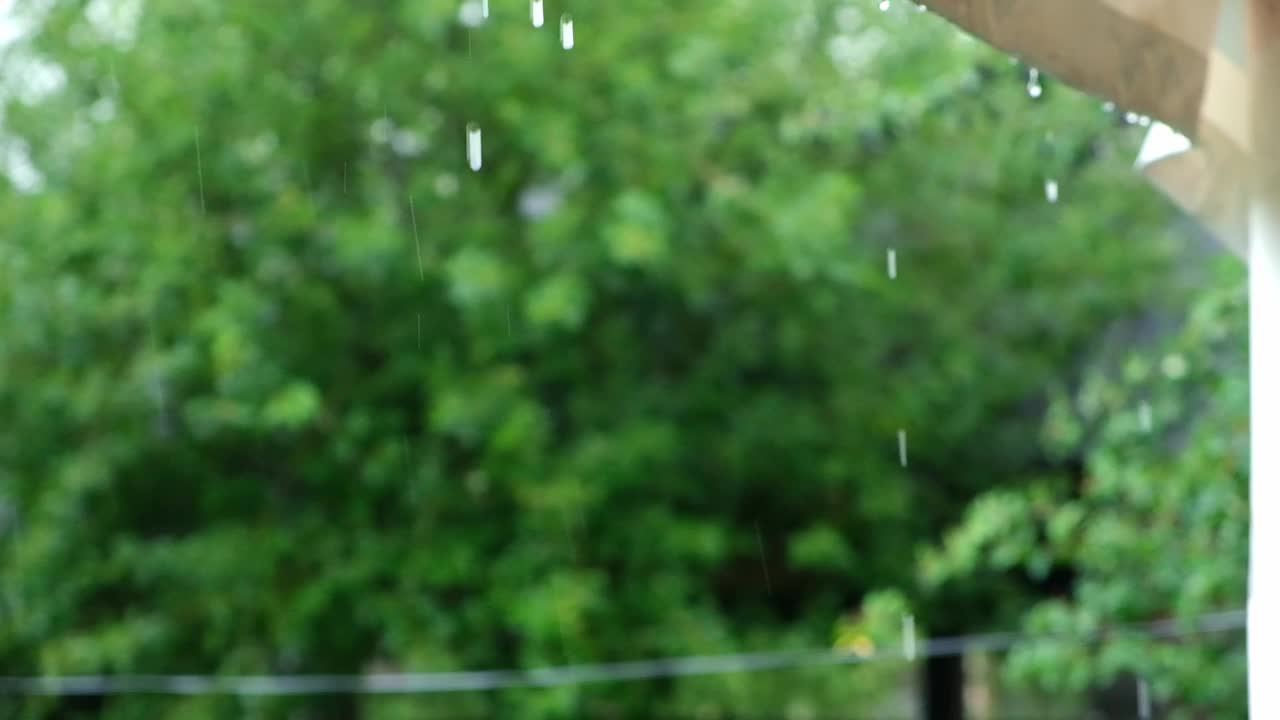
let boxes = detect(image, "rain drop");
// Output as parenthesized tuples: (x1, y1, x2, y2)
(1044, 179, 1059, 203)
(466, 122, 482, 172)
(887, 248, 897, 279)
(560, 14, 574, 50)
(1026, 68, 1042, 98)
(879, 0, 890, 11)
(1138, 678, 1151, 719)
(1124, 111, 1140, 124)
(482, 0, 489, 19)
(897, 429, 908, 467)
(1138, 401, 1153, 433)
(530, 0, 544, 27)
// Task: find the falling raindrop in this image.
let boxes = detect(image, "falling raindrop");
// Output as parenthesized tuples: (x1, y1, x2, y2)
(901, 614, 917, 661)
(466, 122, 482, 172)
(898, 429, 908, 467)
(560, 14, 574, 50)
(530, 0, 544, 27)
(1026, 68, 1042, 98)
(482, 0, 489, 19)
(887, 248, 897, 279)
(1137, 678, 1151, 719)
(879, 0, 890, 11)
(1138, 401, 1153, 433)
(1044, 178, 1059, 203)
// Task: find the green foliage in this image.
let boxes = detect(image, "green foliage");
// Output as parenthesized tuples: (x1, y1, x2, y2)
(917, 265, 1248, 717)
(0, 0, 1206, 717)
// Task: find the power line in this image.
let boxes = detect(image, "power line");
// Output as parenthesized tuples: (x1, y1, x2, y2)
(0, 608, 1244, 697)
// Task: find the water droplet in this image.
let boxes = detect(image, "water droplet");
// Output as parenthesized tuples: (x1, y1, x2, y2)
(560, 14, 574, 50)
(466, 122, 482, 172)
(1026, 68, 1042, 98)
(1102, 101, 1116, 112)
(916, 3, 927, 11)
(897, 429, 908, 467)
(530, 0, 544, 27)
(886, 248, 897, 279)
(1124, 111, 1140, 125)
(482, 0, 489, 19)
(1137, 678, 1151, 719)
(1044, 179, 1058, 203)
(879, 0, 890, 11)
(1138, 115, 1152, 127)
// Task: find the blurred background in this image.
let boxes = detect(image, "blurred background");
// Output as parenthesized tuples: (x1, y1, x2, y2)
(0, 0, 1250, 718)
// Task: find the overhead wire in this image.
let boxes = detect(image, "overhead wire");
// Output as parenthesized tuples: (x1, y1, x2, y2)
(0, 608, 1245, 696)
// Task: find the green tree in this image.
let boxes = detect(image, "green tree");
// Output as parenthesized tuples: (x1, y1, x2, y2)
(912, 259, 1248, 718)
(1, 1, 1191, 718)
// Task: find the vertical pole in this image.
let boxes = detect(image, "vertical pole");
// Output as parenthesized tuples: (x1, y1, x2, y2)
(1248, 2, 1280, 717)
